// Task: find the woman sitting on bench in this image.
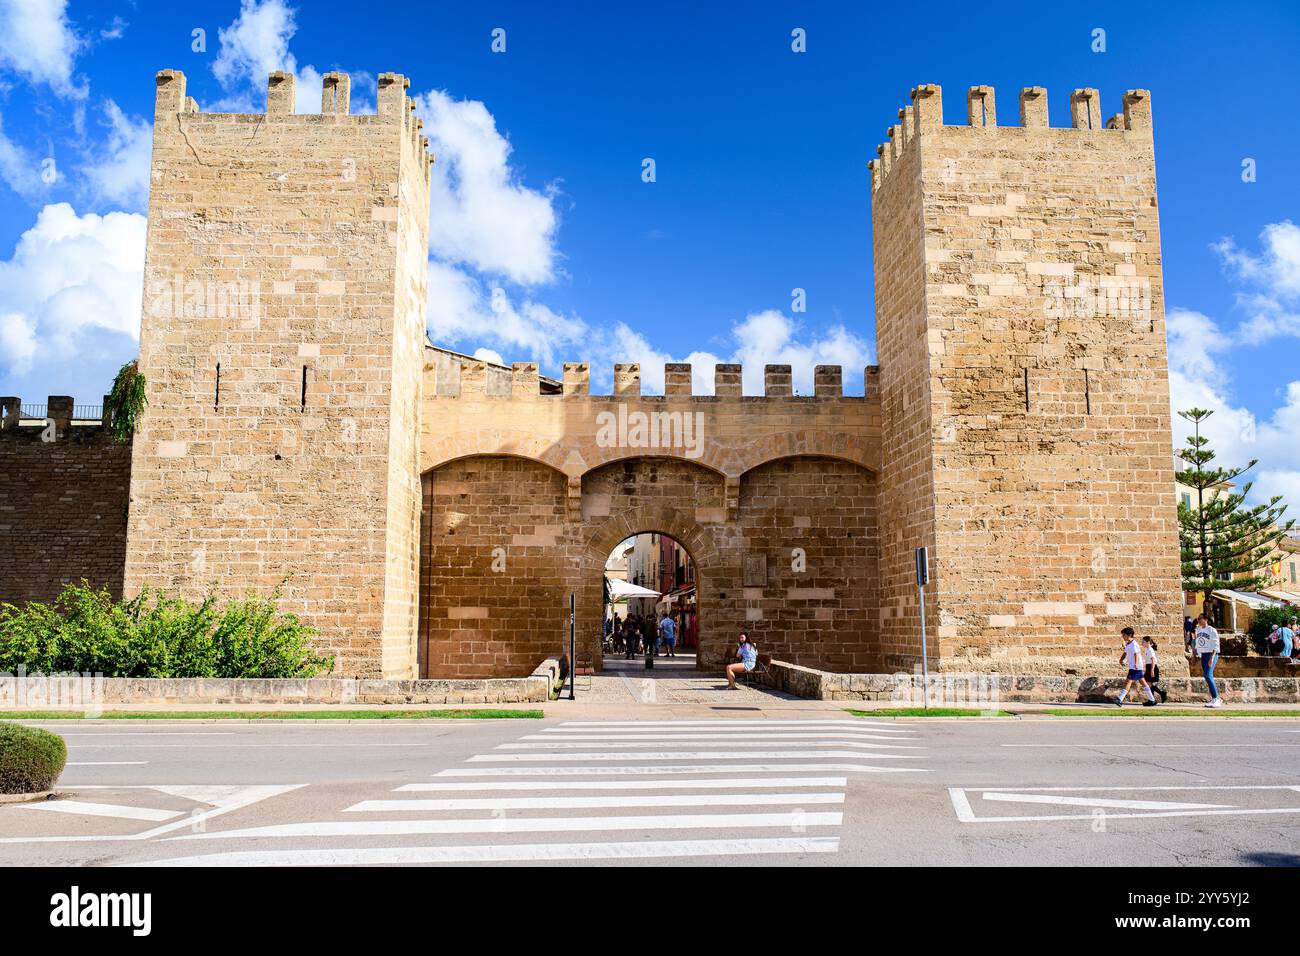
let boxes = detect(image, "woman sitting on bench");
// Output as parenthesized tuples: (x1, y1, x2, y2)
(725, 632, 757, 689)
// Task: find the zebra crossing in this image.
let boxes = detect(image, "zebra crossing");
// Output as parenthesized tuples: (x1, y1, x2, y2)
(148, 718, 927, 866)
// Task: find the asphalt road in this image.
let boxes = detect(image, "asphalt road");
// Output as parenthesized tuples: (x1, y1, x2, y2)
(2, 716, 1299, 866)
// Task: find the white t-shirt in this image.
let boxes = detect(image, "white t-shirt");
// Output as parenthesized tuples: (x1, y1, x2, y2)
(1194, 626, 1220, 655)
(1123, 639, 1143, 670)
(1145, 647, 1159, 669)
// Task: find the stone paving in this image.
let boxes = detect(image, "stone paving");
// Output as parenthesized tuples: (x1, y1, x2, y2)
(574, 654, 798, 707)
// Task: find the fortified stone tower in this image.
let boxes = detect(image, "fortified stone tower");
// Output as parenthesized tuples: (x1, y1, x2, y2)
(124, 70, 432, 677)
(870, 85, 1183, 674)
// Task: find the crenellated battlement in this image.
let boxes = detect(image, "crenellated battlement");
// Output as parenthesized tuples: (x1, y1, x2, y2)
(153, 69, 434, 180)
(869, 84, 1152, 194)
(423, 353, 882, 400)
(0, 395, 111, 435)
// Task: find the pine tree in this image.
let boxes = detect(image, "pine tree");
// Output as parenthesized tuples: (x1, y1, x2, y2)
(1176, 408, 1295, 616)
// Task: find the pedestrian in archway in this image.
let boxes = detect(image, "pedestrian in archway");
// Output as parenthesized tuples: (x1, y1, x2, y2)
(658, 613, 677, 658)
(726, 632, 757, 689)
(641, 615, 658, 657)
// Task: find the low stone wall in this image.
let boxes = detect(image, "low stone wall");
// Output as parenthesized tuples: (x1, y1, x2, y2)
(0, 658, 566, 708)
(1213, 656, 1300, 679)
(757, 660, 1300, 705)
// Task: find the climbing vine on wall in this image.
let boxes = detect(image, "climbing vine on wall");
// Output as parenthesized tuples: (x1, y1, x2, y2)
(106, 359, 147, 443)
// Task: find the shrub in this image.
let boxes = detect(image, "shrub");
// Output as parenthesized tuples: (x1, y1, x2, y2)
(0, 722, 67, 794)
(1247, 605, 1300, 656)
(0, 583, 334, 679)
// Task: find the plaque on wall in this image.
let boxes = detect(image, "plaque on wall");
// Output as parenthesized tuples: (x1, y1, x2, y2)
(742, 553, 767, 588)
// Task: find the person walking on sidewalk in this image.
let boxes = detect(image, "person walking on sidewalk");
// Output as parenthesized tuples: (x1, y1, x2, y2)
(1194, 614, 1223, 708)
(725, 632, 758, 689)
(1141, 636, 1168, 703)
(1115, 627, 1158, 707)
(1268, 619, 1295, 660)
(658, 614, 677, 658)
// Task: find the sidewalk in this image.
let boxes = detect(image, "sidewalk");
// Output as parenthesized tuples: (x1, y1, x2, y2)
(7, 652, 1300, 720)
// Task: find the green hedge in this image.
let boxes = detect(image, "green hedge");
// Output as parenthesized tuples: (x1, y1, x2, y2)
(0, 722, 67, 793)
(0, 583, 334, 678)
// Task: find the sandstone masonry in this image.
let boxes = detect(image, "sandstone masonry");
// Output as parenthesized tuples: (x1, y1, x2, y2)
(3, 76, 1185, 685)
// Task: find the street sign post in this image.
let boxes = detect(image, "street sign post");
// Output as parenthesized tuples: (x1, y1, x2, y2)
(916, 547, 929, 710)
(568, 592, 576, 701)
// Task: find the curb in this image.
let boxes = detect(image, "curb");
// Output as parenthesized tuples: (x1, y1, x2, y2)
(0, 789, 57, 804)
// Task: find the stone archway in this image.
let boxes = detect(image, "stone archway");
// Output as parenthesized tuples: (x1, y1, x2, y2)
(580, 503, 720, 671)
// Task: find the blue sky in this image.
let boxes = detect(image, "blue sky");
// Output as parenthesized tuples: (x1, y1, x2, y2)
(0, 0, 1298, 501)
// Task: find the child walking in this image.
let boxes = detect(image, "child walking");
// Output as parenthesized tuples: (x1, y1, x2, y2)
(1141, 636, 1168, 703)
(1116, 626, 1158, 707)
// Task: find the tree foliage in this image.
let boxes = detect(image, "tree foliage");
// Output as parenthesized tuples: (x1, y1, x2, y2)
(1176, 408, 1294, 613)
(106, 358, 147, 442)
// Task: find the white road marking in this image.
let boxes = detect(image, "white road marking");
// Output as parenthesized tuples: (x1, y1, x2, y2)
(981, 792, 1233, 811)
(136, 836, 842, 867)
(18, 800, 183, 822)
(524, 733, 914, 742)
(344, 792, 846, 812)
(0, 784, 306, 845)
(535, 733, 915, 738)
(435, 763, 928, 775)
(1001, 744, 1300, 748)
(169, 810, 844, 840)
(469, 750, 923, 762)
(553, 723, 899, 728)
(950, 785, 1300, 823)
(61, 732, 236, 737)
(398, 776, 849, 792)
(495, 740, 921, 751)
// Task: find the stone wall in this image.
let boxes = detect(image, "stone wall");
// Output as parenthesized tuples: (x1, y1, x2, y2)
(0, 405, 131, 605)
(417, 362, 884, 676)
(870, 100, 934, 672)
(757, 659, 1300, 705)
(421, 457, 574, 678)
(124, 70, 432, 678)
(870, 85, 1183, 672)
(0, 657, 565, 709)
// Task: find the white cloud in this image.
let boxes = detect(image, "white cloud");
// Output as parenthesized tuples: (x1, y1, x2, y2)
(426, 261, 585, 369)
(80, 100, 151, 209)
(1167, 308, 1300, 511)
(0, 0, 84, 96)
(99, 16, 126, 41)
(729, 310, 873, 395)
(212, 0, 296, 91)
(209, 0, 328, 115)
(0, 203, 146, 399)
(1213, 221, 1300, 343)
(415, 89, 559, 285)
(0, 111, 52, 199)
(0, 312, 37, 370)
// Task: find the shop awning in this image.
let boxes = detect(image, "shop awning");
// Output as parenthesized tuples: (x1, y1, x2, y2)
(606, 577, 661, 600)
(1212, 589, 1287, 610)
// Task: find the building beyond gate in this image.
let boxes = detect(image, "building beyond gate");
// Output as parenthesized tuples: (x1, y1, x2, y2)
(0, 73, 1183, 680)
